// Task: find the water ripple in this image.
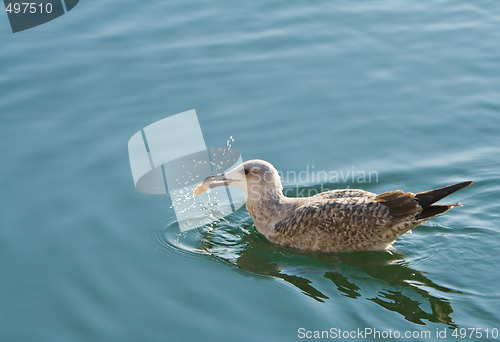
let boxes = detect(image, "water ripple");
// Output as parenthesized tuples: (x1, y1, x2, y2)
(145, 199, 469, 327)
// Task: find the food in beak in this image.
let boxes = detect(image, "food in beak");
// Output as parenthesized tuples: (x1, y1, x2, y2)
(193, 180, 214, 196)
(193, 174, 237, 196)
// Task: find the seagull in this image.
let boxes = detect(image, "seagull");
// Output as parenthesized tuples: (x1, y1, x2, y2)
(194, 160, 472, 252)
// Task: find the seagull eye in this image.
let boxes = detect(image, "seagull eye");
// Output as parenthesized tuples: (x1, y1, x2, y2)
(244, 168, 249, 175)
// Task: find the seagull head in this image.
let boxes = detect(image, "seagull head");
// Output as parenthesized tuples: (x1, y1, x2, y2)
(194, 159, 284, 202)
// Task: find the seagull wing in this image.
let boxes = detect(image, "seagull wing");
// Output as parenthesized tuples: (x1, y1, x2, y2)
(313, 189, 374, 200)
(272, 190, 422, 251)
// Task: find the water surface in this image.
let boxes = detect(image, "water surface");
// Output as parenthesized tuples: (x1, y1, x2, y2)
(1, 1, 500, 341)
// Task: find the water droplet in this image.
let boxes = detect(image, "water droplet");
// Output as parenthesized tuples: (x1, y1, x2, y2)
(226, 135, 235, 148)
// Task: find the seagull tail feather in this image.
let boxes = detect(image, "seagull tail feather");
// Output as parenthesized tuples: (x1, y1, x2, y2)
(414, 181, 473, 220)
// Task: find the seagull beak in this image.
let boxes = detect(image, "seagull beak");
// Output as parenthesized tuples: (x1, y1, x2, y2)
(204, 174, 240, 188)
(193, 174, 240, 195)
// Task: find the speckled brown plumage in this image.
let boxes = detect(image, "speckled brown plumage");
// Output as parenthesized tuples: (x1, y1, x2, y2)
(271, 190, 421, 252)
(198, 160, 473, 253)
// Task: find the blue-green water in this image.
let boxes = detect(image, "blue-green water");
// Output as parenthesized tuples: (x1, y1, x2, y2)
(1, 1, 500, 341)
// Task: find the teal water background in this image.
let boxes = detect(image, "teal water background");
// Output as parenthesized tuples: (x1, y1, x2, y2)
(1, 1, 500, 341)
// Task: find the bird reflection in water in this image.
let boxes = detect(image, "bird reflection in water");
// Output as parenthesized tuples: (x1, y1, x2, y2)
(199, 216, 458, 328)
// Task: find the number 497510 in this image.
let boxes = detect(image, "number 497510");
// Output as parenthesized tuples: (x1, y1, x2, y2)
(452, 328, 499, 339)
(5, 2, 53, 14)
